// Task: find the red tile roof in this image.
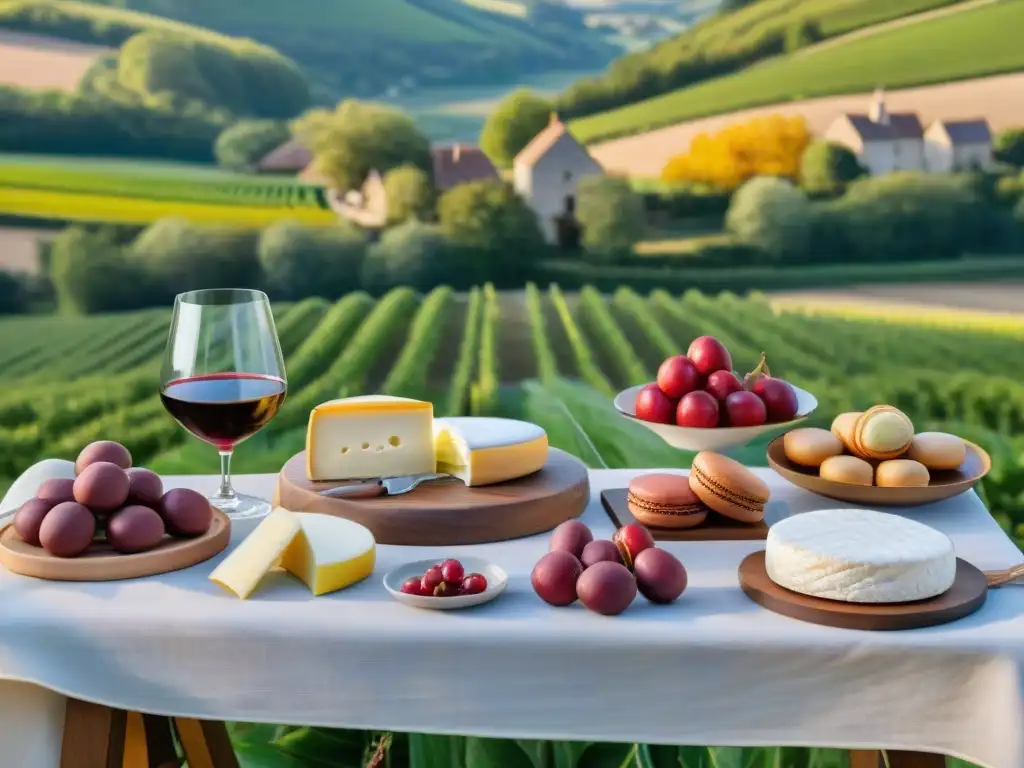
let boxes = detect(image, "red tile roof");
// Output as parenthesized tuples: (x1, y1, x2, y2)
(431, 145, 499, 189)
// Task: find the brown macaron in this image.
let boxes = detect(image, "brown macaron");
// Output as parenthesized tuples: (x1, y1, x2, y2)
(875, 459, 930, 488)
(783, 428, 844, 467)
(851, 405, 914, 460)
(627, 473, 708, 529)
(830, 412, 862, 453)
(689, 451, 769, 524)
(907, 432, 967, 471)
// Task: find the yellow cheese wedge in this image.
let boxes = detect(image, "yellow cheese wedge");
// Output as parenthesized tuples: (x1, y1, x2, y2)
(280, 513, 376, 596)
(433, 417, 548, 486)
(209, 508, 376, 599)
(306, 395, 435, 481)
(209, 508, 302, 599)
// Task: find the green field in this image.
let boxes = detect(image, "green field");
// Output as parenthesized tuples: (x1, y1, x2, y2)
(571, 0, 1024, 142)
(2, 284, 1017, 766)
(0, 154, 334, 227)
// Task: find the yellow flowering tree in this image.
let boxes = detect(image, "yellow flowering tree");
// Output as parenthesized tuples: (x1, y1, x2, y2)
(661, 115, 811, 190)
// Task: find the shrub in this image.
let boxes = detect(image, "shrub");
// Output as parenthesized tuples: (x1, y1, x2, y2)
(258, 220, 367, 300)
(800, 140, 865, 196)
(383, 165, 435, 224)
(362, 221, 477, 292)
(995, 128, 1024, 168)
(725, 176, 812, 261)
(50, 228, 150, 314)
(576, 176, 646, 262)
(479, 89, 552, 169)
(0, 271, 27, 315)
(215, 120, 291, 170)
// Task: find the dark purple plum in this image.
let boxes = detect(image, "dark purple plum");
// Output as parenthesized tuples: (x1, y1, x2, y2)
(37, 478, 75, 505)
(581, 539, 623, 569)
(126, 468, 164, 507)
(158, 488, 213, 537)
(75, 441, 131, 474)
(576, 561, 637, 616)
(39, 502, 95, 557)
(531, 550, 584, 606)
(106, 506, 165, 554)
(548, 520, 593, 560)
(13, 497, 56, 546)
(633, 548, 687, 604)
(73, 462, 130, 511)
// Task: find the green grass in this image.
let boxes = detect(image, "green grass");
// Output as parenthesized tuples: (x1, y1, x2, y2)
(571, 0, 1023, 142)
(460, 0, 528, 20)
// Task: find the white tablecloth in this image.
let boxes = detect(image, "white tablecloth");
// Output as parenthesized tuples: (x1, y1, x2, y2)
(2, 470, 1024, 768)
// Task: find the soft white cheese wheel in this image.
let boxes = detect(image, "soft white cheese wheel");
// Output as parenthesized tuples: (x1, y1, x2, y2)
(765, 508, 956, 604)
(0, 459, 77, 520)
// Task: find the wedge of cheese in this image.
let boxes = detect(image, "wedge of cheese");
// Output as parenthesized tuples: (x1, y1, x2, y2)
(280, 513, 376, 596)
(433, 417, 548, 486)
(209, 508, 376, 599)
(306, 395, 435, 481)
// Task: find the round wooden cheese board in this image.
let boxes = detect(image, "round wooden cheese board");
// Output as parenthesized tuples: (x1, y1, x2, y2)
(738, 551, 988, 631)
(0, 509, 230, 581)
(274, 448, 590, 545)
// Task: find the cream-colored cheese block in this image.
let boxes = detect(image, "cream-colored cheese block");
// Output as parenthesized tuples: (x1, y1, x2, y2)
(306, 395, 435, 481)
(433, 417, 548, 486)
(280, 513, 375, 596)
(209, 508, 376, 599)
(209, 508, 302, 599)
(765, 508, 956, 604)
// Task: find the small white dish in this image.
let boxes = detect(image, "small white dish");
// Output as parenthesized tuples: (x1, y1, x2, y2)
(614, 383, 818, 452)
(383, 556, 508, 610)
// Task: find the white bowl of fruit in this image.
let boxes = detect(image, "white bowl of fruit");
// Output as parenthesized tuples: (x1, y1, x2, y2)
(614, 336, 817, 452)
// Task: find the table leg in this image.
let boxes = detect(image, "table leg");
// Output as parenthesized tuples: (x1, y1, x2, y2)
(173, 718, 239, 768)
(849, 749, 946, 767)
(121, 714, 180, 768)
(60, 698, 127, 768)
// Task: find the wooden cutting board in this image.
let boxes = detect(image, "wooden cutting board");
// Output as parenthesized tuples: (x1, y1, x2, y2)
(274, 448, 590, 545)
(0, 509, 230, 582)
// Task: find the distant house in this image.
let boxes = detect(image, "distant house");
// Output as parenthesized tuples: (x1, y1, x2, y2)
(330, 170, 388, 228)
(255, 139, 313, 175)
(431, 144, 499, 190)
(513, 113, 603, 246)
(924, 119, 993, 173)
(824, 89, 925, 175)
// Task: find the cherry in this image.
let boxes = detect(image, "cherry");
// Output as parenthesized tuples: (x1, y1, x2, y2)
(421, 566, 444, 594)
(461, 573, 488, 595)
(400, 577, 424, 596)
(440, 558, 465, 583)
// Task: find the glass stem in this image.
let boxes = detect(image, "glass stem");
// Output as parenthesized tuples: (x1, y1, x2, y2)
(217, 450, 236, 500)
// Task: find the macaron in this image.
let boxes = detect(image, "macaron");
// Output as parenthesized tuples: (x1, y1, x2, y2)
(907, 432, 967, 471)
(783, 428, 844, 467)
(689, 451, 769, 524)
(875, 459, 930, 488)
(830, 412, 861, 453)
(627, 473, 708, 529)
(819, 455, 873, 486)
(851, 405, 914, 460)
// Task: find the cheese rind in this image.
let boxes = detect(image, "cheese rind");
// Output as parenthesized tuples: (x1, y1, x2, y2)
(209, 508, 377, 599)
(280, 513, 375, 596)
(209, 508, 302, 599)
(433, 417, 548, 486)
(306, 395, 435, 481)
(765, 508, 956, 604)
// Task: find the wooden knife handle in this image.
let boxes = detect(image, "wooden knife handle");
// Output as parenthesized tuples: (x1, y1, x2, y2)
(321, 481, 385, 499)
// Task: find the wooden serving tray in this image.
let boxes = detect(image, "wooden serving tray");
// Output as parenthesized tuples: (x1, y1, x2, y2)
(600, 488, 768, 541)
(766, 436, 991, 507)
(274, 448, 590, 546)
(0, 509, 230, 581)
(738, 551, 988, 631)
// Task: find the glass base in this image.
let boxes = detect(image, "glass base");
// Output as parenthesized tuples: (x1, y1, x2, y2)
(210, 492, 271, 521)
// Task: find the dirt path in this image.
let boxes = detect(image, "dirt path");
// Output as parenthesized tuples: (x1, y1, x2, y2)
(588, 71, 1024, 176)
(0, 31, 111, 91)
(770, 283, 1024, 314)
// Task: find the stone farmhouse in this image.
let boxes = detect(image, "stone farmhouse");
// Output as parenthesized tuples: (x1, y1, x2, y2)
(824, 89, 993, 175)
(513, 114, 604, 246)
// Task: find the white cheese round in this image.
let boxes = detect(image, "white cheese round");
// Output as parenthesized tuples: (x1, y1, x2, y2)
(765, 508, 956, 604)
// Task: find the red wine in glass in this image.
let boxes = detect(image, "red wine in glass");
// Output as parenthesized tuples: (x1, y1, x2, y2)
(160, 289, 287, 520)
(160, 373, 287, 451)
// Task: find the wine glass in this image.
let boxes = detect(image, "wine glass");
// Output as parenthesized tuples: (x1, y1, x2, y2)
(160, 289, 287, 520)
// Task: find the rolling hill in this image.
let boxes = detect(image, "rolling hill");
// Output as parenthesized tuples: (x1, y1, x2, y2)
(50, 0, 618, 97)
(570, 0, 1024, 143)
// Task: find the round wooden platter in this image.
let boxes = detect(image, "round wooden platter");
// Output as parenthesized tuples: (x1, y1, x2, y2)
(767, 436, 991, 507)
(274, 448, 590, 545)
(738, 551, 988, 631)
(0, 509, 230, 582)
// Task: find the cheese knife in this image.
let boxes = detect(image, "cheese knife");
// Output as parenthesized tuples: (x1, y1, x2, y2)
(318, 473, 456, 499)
